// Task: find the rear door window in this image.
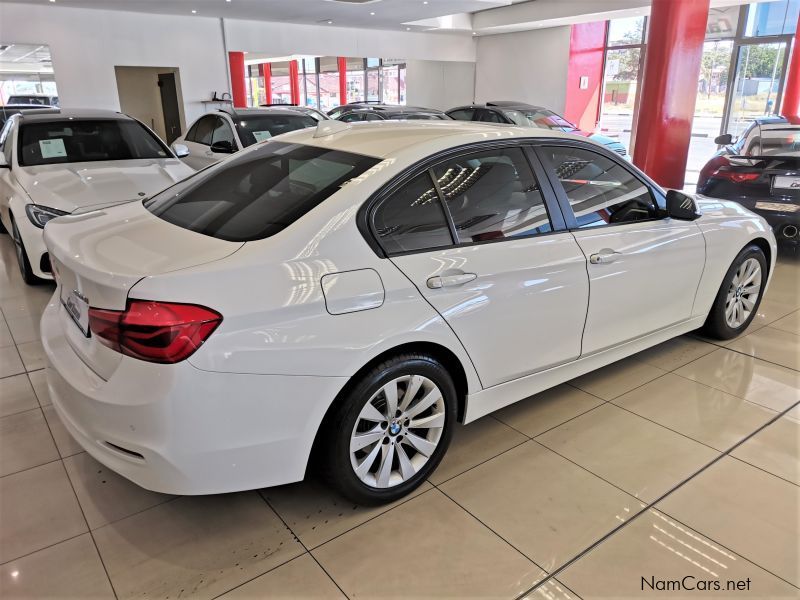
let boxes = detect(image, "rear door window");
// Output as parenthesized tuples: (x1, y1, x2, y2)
(189, 116, 215, 145)
(447, 109, 476, 121)
(145, 141, 380, 242)
(373, 172, 453, 254)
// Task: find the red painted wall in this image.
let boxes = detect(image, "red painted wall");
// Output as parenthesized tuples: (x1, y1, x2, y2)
(228, 52, 247, 108)
(564, 22, 607, 132)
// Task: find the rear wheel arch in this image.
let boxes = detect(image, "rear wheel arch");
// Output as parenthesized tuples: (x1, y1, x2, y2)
(308, 341, 470, 470)
(749, 237, 772, 272)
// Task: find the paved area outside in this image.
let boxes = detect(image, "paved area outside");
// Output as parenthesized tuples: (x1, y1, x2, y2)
(0, 232, 798, 599)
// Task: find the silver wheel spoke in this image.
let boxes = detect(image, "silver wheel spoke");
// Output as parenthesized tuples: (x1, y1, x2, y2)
(403, 431, 437, 457)
(376, 443, 395, 488)
(350, 426, 385, 452)
(354, 442, 382, 479)
(382, 382, 399, 419)
(396, 443, 416, 480)
(360, 402, 386, 423)
(741, 295, 755, 311)
(724, 258, 762, 330)
(409, 412, 445, 429)
(405, 388, 442, 419)
(399, 375, 423, 412)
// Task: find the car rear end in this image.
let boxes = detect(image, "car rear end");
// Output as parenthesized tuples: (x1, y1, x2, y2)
(39, 138, 382, 494)
(697, 153, 800, 243)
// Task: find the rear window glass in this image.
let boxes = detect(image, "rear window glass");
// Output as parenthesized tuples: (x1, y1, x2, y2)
(145, 141, 380, 242)
(233, 114, 317, 147)
(19, 119, 168, 166)
(503, 109, 576, 131)
(747, 127, 800, 156)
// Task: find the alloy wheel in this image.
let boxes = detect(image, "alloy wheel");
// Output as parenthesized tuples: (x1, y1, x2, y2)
(349, 374, 445, 489)
(724, 257, 762, 329)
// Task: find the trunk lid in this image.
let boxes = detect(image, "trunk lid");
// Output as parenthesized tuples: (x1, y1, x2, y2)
(44, 201, 243, 379)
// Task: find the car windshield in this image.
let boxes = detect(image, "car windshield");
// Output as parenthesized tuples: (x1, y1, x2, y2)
(234, 114, 317, 147)
(502, 109, 577, 131)
(749, 126, 800, 156)
(145, 141, 381, 242)
(19, 119, 169, 166)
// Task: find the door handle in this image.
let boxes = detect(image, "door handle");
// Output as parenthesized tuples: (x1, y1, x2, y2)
(589, 249, 622, 265)
(427, 272, 477, 289)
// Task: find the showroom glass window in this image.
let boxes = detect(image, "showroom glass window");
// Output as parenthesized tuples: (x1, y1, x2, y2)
(19, 119, 168, 166)
(542, 146, 658, 227)
(145, 141, 380, 242)
(373, 172, 452, 254)
(318, 57, 341, 111)
(433, 147, 552, 243)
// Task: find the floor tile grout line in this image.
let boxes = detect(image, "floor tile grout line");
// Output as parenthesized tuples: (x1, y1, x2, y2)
(726, 453, 800, 488)
(34, 413, 120, 599)
(0, 530, 88, 567)
(430, 436, 531, 487)
(427, 483, 552, 584)
(515, 397, 800, 599)
(302, 484, 438, 553)
(689, 333, 800, 373)
(491, 399, 609, 446)
(0, 400, 48, 420)
(254, 489, 352, 600)
(652, 508, 800, 591)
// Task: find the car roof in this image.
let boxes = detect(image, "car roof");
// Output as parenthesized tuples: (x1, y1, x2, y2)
(276, 120, 594, 159)
(448, 102, 547, 112)
(218, 107, 306, 118)
(341, 104, 445, 114)
(17, 108, 130, 123)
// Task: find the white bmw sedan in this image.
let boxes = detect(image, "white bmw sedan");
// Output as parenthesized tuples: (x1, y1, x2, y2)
(0, 109, 194, 283)
(41, 120, 776, 504)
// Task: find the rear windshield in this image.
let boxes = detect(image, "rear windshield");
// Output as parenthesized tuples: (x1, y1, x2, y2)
(503, 109, 576, 131)
(233, 114, 317, 147)
(145, 141, 380, 242)
(749, 127, 800, 156)
(19, 119, 169, 166)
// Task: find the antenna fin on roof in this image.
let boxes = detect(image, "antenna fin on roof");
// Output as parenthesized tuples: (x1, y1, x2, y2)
(313, 120, 350, 138)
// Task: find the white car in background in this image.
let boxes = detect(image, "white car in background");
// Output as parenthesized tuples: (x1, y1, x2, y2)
(172, 107, 317, 170)
(0, 109, 194, 283)
(41, 120, 776, 504)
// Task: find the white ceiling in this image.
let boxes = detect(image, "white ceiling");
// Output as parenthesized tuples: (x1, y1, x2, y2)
(4, 0, 529, 31)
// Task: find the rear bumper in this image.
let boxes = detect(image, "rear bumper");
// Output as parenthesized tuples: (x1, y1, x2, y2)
(40, 298, 347, 495)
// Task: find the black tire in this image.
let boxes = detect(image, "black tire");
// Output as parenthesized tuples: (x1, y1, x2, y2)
(10, 216, 44, 286)
(703, 244, 767, 340)
(322, 353, 457, 505)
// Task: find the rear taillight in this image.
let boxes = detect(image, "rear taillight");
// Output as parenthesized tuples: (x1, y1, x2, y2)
(697, 155, 760, 189)
(88, 300, 222, 364)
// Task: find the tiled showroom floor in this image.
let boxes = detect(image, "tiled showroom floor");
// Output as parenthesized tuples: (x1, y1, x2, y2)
(0, 233, 798, 600)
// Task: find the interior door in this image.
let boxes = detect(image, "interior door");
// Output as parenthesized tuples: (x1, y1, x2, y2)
(537, 144, 706, 355)
(374, 145, 589, 387)
(158, 72, 181, 144)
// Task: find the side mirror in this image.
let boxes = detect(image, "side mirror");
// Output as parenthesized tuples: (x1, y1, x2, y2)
(714, 133, 733, 145)
(666, 190, 701, 221)
(210, 140, 235, 154)
(171, 143, 190, 158)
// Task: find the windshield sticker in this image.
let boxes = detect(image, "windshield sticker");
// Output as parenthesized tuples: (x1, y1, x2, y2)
(39, 138, 67, 159)
(252, 131, 272, 143)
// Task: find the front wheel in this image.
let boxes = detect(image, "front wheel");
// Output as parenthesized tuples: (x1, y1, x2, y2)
(703, 244, 767, 340)
(322, 354, 456, 505)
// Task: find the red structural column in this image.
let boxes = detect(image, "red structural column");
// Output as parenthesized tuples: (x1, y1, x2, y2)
(780, 11, 800, 123)
(263, 63, 272, 105)
(338, 57, 348, 105)
(632, 0, 710, 189)
(228, 51, 247, 108)
(289, 60, 300, 105)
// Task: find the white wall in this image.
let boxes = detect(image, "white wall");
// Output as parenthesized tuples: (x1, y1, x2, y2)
(474, 26, 571, 113)
(114, 66, 186, 141)
(224, 19, 476, 63)
(405, 61, 476, 110)
(0, 3, 228, 124)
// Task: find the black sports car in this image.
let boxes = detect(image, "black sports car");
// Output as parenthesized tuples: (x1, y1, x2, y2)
(698, 116, 800, 244)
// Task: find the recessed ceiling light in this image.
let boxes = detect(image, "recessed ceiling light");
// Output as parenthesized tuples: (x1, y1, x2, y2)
(406, 27, 411, 31)
(327, 20, 333, 24)
(370, 11, 375, 15)
(472, 31, 477, 35)
(191, 9, 197, 13)
(423, 1, 428, 4)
